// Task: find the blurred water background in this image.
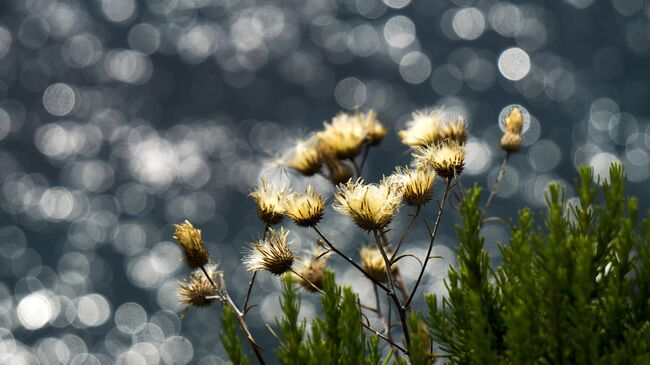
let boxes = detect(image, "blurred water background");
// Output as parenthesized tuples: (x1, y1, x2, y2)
(1, 0, 650, 363)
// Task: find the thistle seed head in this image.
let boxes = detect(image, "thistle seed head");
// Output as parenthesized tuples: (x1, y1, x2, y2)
(333, 178, 403, 231)
(390, 166, 436, 207)
(244, 227, 295, 276)
(282, 186, 325, 227)
(293, 251, 329, 292)
(178, 265, 223, 307)
(173, 220, 210, 269)
(413, 140, 465, 179)
(285, 136, 322, 176)
(360, 246, 394, 283)
(249, 179, 289, 225)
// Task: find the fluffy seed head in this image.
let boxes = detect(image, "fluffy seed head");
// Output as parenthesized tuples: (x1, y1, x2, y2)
(500, 132, 522, 152)
(244, 227, 295, 275)
(390, 166, 436, 207)
(360, 246, 394, 283)
(318, 112, 367, 159)
(249, 179, 289, 225)
(356, 109, 387, 146)
(178, 266, 222, 307)
(413, 140, 466, 179)
(173, 220, 210, 269)
(285, 136, 322, 176)
(440, 117, 467, 145)
(333, 178, 403, 231)
(398, 109, 443, 147)
(282, 186, 325, 227)
(293, 252, 329, 292)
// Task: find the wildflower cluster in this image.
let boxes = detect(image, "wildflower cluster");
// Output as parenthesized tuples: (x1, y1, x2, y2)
(171, 104, 532, 364)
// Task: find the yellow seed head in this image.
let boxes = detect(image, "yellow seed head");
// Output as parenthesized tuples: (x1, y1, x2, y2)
(244, 227, 295, 276)
(413, 140, 466, 179)
(333, 178, 403, 231)
(398, 109, 443, 147)
(391, 166, 436, 207)
(282, 186, 325, 227)
(249, 179, 288, 225)
(504, 106, 523, 134)
(318, 112, 367, 159)
(293, 252, 329, 292)
(173, 220, 210, 269)
(178, 266, 222, 307)
(440, 117, 467, 145)
(360, 246, 394, 283)
(285, 136, 322, 176)
(500, 132, 522, 152)
(356, 109, 388, 146)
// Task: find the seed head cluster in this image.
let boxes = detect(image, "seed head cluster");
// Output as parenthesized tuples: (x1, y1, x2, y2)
(333, 178, 403, 231)
(173, 220, 210, 269)
(244, 227, 295, 276)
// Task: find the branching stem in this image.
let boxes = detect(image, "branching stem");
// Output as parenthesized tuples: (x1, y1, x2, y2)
(405, 178, 452, 309)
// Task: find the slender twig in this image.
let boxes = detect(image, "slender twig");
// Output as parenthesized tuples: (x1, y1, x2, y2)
(405, 178, 452, 309)
(349, 157, 362, 178)
(482, 152, 510, 218)
(373, 229, 411, 346)
(379, 230, 410, 302)
(312, 226, 390, 293)
(390, 206, 421, 264)
(360, 321, 408, 354)
(243, 224, 270, 314)
(373, 284, 388, 334)
(359, 143, 370, 173)
(200, 266, 266, 365)
(243, 272, 257, 314)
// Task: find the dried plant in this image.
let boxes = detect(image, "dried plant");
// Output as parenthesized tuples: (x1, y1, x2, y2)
(169, 104, 650, 364)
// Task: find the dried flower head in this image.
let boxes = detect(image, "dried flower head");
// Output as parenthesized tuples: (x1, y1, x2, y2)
(249, 179, 289, 225)
(413, 140, 466, 179)
(333, 178, 403, 231)
(293, 251, 329, 292)
(503, 105, 523, 134)
(360, 246, 394, 283)
(178, 266, 223, 308)
(320, 145, 354, 185)
(440, 116, 467, 145)
(282, 186, 325, 227)
(500, 106, 524, 152)
(173, 220, 210, 269)
(355, 109, 388, 146)
(391, 166, 436, 207)
(500, 132, 522, 152)
(284, 136, 322, 176)
(244, 227, 295, 275)
(398, 109, 443, 147)
(318, 112, 367, 159)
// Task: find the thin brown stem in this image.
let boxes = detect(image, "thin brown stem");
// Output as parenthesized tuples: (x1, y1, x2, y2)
(483, 152, 509, 218)
(349, 157, 362, 178)
(405, 178, 452, 309)
(390, 206, 421, 264)
(200, 266, 266, 365)
(312, 226, 390, 293)
(373, 229, 411, 346)
(373, 284, 387, 334)
(359, 143, 370, 173)
(243, 271, 257, 314)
